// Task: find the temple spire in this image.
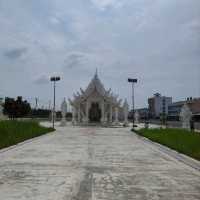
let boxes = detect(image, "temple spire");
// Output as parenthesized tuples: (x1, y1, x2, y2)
(94, 68, 98, 79)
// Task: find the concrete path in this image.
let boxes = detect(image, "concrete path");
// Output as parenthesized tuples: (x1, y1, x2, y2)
(0, 125, 200, 200)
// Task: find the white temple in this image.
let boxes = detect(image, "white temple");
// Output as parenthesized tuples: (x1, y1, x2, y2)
(69, 71, 128, 126)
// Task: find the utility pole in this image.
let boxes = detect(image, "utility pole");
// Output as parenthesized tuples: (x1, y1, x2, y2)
(48, 100, 51, 110)
(35, 97, 38, 109)
(50, 76, 61, 129)
(128, 78, 138, 128)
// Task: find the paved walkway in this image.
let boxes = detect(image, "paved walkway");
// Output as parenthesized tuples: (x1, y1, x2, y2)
(0, 125, 200, 200)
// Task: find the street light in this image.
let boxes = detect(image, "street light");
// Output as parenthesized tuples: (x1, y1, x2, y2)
(128, 78, 138, 128)
(50, 76, 61, 129)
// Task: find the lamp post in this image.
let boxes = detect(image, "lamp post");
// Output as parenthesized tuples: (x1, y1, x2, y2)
(128, 78, 138, 128)
(50, 76, 61, 129)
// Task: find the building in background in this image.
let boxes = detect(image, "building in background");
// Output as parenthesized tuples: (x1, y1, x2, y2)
(148, 93, 172, 119)
(134, 108, 149, 120)
(168, 97, 200, 121)
(168, 101, 185, 120)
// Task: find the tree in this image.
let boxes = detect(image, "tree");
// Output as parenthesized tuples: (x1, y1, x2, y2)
(3, 96, 31, 119)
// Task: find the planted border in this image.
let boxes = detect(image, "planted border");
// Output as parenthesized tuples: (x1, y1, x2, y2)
(135, 128, 200, 161)
(0, 120, 54, 149)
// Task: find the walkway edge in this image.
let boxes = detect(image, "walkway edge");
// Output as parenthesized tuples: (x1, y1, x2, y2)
(0, 130, 55, 154)
(135, 132, 200, 172)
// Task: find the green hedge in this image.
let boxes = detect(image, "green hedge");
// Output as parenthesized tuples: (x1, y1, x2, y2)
(0, 120, 54, 149)
(136, 128, 200, 161)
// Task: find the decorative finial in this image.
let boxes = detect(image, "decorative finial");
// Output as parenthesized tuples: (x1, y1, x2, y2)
(95, 68, 98, 79)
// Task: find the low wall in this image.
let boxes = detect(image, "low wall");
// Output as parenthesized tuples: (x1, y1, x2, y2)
(146, 120, 200, 130)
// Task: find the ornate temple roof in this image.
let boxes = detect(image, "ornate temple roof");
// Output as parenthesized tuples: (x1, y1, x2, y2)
(84, 70, 106, 97)
(69, 71, 122, 106)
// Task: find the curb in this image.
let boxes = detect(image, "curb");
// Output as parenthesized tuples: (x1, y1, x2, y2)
(0, 130, 55, 155)
(134, 132, 200, 172)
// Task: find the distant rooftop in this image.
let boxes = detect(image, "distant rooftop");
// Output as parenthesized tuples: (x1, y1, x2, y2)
(154, 93, 161, 97)
(169, 101, 185, 107)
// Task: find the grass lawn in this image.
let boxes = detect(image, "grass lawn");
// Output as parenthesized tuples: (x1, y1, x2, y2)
(0, 120, 54, 150)
(136, 128, 200, 161)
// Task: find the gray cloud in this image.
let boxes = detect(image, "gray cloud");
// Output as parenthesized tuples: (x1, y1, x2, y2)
(4, 47, 27, 60)
(91, 0, 123, 10)
(33, 74, 50, 85)
(64, 53, 86, 69)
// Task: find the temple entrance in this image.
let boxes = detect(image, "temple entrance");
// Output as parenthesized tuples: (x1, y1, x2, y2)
(89, 102, 101, 122)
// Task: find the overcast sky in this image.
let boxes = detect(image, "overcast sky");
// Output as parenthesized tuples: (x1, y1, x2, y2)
(0, 0, 199, 109)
